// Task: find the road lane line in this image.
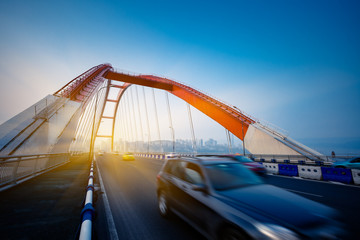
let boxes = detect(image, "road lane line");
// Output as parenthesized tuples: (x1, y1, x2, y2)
(96, 159, 119, 240)
(329, 181, 345, 185)
(269, 174, 360, 189)
(283, 188, 323, 198)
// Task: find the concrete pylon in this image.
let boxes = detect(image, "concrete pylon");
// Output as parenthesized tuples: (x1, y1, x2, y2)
(0, 95, 81, 155)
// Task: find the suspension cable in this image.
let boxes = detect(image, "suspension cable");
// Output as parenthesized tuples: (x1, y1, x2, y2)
(187, 103, 197, 154)
(152, 89, 163, 153)
(89, 91, 100, 159)
(225, 129, 230, 154)
(74, 95, 96, 151)
(128, 92, 136, 152)
(122, 101, 128, 152)
(116, 98, 123, 152)
(125, 93, 134, 151)
(122, 95, 128, 151)
(75, 87, 100, 151)
(231, 132, 235, 154)
(142, 87, 151, 153)
(225, 129, 232, 154)
(121, 100, 129, 152)
(79, 85, 106, 152)
(118, 100, 124, 152)
(113, 102, 120, 152)
(165, 92, 175, 153)
(73, 80, 107, 152)
(135, 86, 145, 152)
(241, 120, 246, 155)
(130, 87, 139, 152)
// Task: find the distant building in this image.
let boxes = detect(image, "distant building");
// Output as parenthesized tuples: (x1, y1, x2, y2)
(199, 139, 203, 147)
(205, 138, 217, 147)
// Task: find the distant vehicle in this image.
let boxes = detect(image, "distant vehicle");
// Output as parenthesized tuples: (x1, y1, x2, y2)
(157, 156, 343, 240)
(165, 152, 179, 158)
(98, 151, 104, 156)
(113, 151, 119, 155)
(226, 155, 267, 175)
(197, 155, 267, 176)
(332, 157, 360, 169)
(122, 152, 135, 161)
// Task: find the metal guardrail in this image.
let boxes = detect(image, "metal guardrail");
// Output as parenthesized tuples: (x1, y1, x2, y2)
(79, 158, 95, 240)
(133, 152, 359, 165)
(245, 153, 358, 163)
(0, 153, 70, 190)
(54, 65, 106, 98)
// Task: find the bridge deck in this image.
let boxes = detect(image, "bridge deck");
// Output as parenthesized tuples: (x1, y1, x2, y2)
(0, 155, 91, 240)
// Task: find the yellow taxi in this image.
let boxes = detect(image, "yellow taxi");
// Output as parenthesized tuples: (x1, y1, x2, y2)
(122, 152, 135, 161)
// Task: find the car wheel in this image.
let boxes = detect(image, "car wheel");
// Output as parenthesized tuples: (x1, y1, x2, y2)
(221, 227, 250, 240)
(158, 191, 171, 218)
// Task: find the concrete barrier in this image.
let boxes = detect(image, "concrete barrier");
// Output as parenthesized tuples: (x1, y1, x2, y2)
(278, 164, 298, 176)
(351, 169, 360, 185)
(262, 163, 279, 174)
(139, 153, 166, 160)
(298, 165, 322, 180)
(321, 167, 352, 184)
(135, 153, 360, 185)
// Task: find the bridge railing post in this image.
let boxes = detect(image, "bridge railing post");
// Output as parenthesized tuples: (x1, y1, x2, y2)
(11, 157, 21, 184)
(33, 155, 39, 175)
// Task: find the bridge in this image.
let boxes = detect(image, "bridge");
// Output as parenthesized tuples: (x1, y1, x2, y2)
(0, 64, 359, 239)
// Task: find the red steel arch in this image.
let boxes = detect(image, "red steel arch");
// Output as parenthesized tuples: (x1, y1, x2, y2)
(55, 65, 255, 151)
(55, 64, 322, 158)
(104, 71, 255, 145)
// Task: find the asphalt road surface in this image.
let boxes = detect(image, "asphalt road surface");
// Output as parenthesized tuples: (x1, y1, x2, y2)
(96, 154, 360, 240)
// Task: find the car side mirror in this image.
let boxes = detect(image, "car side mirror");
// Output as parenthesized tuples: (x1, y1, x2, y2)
(192, 184, 208, 194)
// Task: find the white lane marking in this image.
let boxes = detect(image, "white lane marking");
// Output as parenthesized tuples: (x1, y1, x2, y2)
(283, 188, 323, 198)
(329, 181, 345, 185)
(269, 174, 360, 189)
(96, 159, 119, 240)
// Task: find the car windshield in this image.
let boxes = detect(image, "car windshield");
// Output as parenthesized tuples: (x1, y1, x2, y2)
(350, 157, 360, 163)
(205, 163, 263, 191)
(125, 152, 133, 155)
(231, 156, 253, 163)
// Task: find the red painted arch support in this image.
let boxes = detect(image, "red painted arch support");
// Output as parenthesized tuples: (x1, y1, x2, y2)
(104, 71, 255, 142)
(53, 65, 323, 157)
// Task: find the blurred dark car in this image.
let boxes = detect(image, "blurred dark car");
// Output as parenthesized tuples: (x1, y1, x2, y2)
(332, 157, 360, 169)
(157, 156, 343, 240)
(165, 152, 180, 159)
(197, 154, 266, 176)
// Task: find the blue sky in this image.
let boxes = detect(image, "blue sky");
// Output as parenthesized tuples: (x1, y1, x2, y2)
(1, 0, 359, 153)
